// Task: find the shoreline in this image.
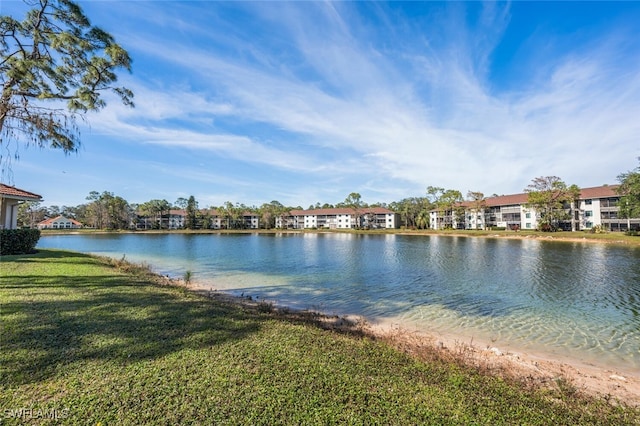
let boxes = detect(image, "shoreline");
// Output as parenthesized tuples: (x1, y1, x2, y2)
(367, 318, 640, 406)
(40, 228, 640, 247)
(186, 280, 640, 406)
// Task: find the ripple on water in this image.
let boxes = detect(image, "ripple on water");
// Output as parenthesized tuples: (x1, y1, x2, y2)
(37, 233, 640, 373)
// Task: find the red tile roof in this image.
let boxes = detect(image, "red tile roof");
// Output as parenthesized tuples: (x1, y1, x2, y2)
(483, 185, 620, 207)
(38, 215, 82, 226)
(438, 185, 621, 211)
(579, 185, 620, 199)
(0, 184, 42, 200)
(289, 207, 395, 216)
(484, 193, 530, 207)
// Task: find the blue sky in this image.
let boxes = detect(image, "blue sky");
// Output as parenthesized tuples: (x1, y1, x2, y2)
(3, 1, 640, 209)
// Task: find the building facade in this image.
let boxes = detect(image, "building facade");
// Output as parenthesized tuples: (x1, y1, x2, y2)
(38, 215, 83, 230)
(429, 185, 639, 232)
(135, 209, 260, 230)
(0, 184, 42, 230)
(276, 207, 400, 230)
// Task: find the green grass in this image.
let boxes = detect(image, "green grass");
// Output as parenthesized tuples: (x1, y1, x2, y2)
(1, 250, 638, 425)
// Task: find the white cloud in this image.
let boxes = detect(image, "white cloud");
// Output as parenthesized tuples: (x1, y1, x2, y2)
(49, 1, 640, 207)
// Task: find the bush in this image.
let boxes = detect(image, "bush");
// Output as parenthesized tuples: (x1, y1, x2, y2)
(626, 230, 639, 237)
(0, 229, 41, 255)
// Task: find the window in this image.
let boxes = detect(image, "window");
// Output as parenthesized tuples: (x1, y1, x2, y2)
(586, 221, 593, 228)
(585, 210, 593, 217)
(525, 212, 531, 219)
(585, 199, 592, 205)
(526, 223, 531, 229)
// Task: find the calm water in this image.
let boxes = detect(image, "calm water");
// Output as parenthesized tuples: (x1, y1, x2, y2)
(38, 233, 640, 372)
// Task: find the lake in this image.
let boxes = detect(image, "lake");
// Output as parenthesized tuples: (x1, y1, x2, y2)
(37, 233, 640, 373)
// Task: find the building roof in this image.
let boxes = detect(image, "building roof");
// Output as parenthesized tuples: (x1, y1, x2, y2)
(0, 183, 42, 201)
(38, 215, 82, 226)
(289, 207, 395, 216)
(434, 184, 622, 212)
(482, 185, 620, 207)
(579, 185, 620, 199)
(484, 193, 530, 207)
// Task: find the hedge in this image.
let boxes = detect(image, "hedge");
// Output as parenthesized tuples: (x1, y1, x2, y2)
(0, 229, 41, 255)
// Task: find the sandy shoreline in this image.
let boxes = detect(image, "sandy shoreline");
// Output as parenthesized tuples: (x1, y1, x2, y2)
(367, 318, 640, 407)
(185, 281, 640, 407)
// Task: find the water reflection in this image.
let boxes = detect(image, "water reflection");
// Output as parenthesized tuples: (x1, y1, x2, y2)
(38, 233, 640, 371)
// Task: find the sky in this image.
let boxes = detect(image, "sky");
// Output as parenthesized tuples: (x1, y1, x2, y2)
(2, 1, 640, 209)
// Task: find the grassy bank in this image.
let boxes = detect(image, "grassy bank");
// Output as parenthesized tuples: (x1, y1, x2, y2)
(1, 250, 638, 424)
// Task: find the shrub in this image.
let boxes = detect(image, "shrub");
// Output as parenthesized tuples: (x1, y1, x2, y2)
(0, 229, 41, 255)
(589, 225, 606, 234)
(626, 230, 639, 237)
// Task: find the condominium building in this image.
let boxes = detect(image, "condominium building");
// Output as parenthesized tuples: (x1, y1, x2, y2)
(135, 209, 260, 230)
(430, 185, 638, 232)
(276, 207, 400, 230)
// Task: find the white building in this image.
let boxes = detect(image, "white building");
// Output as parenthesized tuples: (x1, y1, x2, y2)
(137, 209, 260, 230)
(429, 185, 638, 232)
(38, 215, 83, 230)
(276, 207, 400, 230)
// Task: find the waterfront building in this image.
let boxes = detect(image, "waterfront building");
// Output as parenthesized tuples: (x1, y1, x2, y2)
(276, 207, 400, 230)
(37, 215, 83, 230)
(135, 209, 260, 230)
(429, 185, 639, 232)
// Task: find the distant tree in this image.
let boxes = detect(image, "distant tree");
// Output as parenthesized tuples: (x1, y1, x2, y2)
(139, 199, 171, 229)
(390, 197, 431, 229)
(185, 195, 198, 229)
(259, 200, 286, 229)
(220, 201, 244, 229)
(174, 197, 188, 210)
(426, 186, 445, 204)
(17, 200, 45, 227)
(84, 191, 132, 229)
(47, 205, 61, 218)
(1, 0, 133, 172)
(415, 210, 429, 230)
(60, 205, 78, 219)
(467, 191, 487, 230)
(433, 189, 463, 229)
(85, 191, 105, 228)
(343, 192, 365, 228)
(617, 158, 640, 231)
(524, 176, 578, 232)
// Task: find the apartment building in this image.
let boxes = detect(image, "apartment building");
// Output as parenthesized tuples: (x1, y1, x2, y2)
(276, 207, 400, 230)
(430, 185, 638, 232)
(135, 209, 260, 230)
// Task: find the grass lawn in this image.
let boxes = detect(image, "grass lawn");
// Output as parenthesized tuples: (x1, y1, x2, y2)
(1, 250, 638, 425)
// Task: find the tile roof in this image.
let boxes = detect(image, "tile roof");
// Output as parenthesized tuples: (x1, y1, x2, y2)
(289, 207, 395, 216)
(38, 215, 82, 226)
(436, 184, 621, 211)
(579, 185, 620, 199)
(0, 183, 42, 200)
(483, 185, 620, 207)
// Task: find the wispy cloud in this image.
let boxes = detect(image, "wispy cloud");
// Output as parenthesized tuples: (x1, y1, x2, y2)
(17, 1, 638, 207)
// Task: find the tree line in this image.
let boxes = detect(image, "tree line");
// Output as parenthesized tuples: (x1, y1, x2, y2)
(17, 161, 640, 232)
